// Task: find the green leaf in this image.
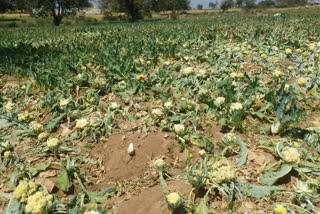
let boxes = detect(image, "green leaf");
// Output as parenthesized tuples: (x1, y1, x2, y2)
(8, 169, 22, 190)
(0, 191, 12, 200)
(260, 164, 292, 186)
(71, 130, 80, 140)
(310, 84, 319, 97)
(123, 108, 136, 122)
(236, 140, 247, 168)
(0, 119, 13, 129)
(190, 133, 214, 153)
(195, 196, 216, 214)
(159, 176, 168, 194)
(28, 163, 50, 177)
(56, 170, 72, 192)
(46, 113, 66, 131)
(237, 179, 278, 199)
(1, 198, 24, 214)
(85, 186, 115, 204)
(218, 118, 227, 126)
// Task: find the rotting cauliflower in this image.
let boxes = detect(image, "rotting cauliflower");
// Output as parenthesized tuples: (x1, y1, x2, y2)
(13, 181, 39, 203)
(153, 158, 166, 172)
(25, 191, 53, 214)
(30, 121, 43, 132)
(38, 132, 49, 141)
(230, 102, 243, 112)
(164, 101, 173, 108)
(182, 67, 194, 76)
(173, 124, 185, 135)
(282, 147, 301, 163)
(84, 211, 100, 214)
(59, 98, 71, 108)
(285, 48, 292, 55)
(273, 69, 282, 78)
(4, 150, 11, 158)
(136, 74, 147, 80)
(297, 77, 306, 86)
(76, 118, 88, 129)
(151, 108, 164, 117)
(4, 101, 15, 113)
(210, 159, 236, 183)
(196, 69, 208, 78)
(274, 204, 287, 214)
(47, 138, 59, 149)
(18, 111, 33, 122)
(214, 97, 225, 106)
(165, 192, 182, 210)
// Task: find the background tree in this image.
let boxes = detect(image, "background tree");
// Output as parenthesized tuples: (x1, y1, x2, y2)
(221, 0, 234, 12)
(275, 0, 307, 7)
(257, 0, 275, 8)
(99, 0, 152, 21)
(235, 0, 244, 7)
(196, 4, 203, 9)
(0, 0, 9, 13)
(244, 0, 256, 9)
(208, 1, 218, 9)
(29, 0, 92, 26)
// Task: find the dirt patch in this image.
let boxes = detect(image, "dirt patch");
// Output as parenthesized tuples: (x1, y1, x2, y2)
(0, 200, 8, 213)
(111, 179, 192, 214)
(91, 131, 184, 186)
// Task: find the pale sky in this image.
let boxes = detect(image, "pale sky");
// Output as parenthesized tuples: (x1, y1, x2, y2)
(190, 0, 219, 8)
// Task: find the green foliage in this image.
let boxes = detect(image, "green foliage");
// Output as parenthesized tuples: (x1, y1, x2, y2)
(237, 179, 278, 199)
(260, 164, 292, 186)
(221, 0, 234, 12)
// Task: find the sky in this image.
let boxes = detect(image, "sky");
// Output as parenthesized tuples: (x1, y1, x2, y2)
(190, 0, 217, 8)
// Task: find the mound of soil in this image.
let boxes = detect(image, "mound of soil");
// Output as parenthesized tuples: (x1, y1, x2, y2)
(91, 131, 185, 188)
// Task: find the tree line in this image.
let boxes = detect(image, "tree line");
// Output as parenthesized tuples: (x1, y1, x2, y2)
(0, 0, 309, 26)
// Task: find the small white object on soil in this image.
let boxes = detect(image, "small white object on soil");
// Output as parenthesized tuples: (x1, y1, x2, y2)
(128, 143, 135, 156)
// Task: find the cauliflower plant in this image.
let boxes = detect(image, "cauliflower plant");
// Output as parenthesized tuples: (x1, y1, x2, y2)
(59, 98, 71, 108)
(165, 192, 183, 211)
(230, 102, 243, 112)
(3, 150, 11, 158)
(151, 108, 164, 117)
(38, 132, 49, 141)
(13, 181, 39, 203)
(18, 111, 33, 122)
(30, 121, 43, 132)
(47, 138, 59, 150)
(209, 159, 236, 183)
(282, 147, 301, 163)
(4, 101, 15, 113)
(25, 191, 53, 214)
(297, 77, 306, 86)
(76, 118, 88, 129)
(214, 97, 225, 106)
(173, 124, 185, 135)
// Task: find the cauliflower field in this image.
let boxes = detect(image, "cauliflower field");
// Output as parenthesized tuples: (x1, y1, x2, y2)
(1, 10, 320, 214)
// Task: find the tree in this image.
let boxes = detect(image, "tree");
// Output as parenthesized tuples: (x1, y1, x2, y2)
(151, 0, 190, 12)
(244, 0, 256, 9)
(100, 0, 153, 21)
(275, 0, 307, 7)
(30, 0, 92, 26)
(235, 0, 244, 7)
(196, 4, 203, 9)
(208, 1, 218, 9)
(220, 0, 234, 12)
(0, 0, 9, 13)
(257, 0, 275, 8)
